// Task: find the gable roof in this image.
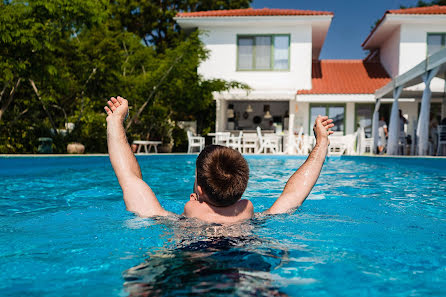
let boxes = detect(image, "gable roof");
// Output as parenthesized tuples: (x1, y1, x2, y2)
(387, 5, 446, 15)
(297, 60, 391, 95)
(363, 5, 446, 47)
(176, 8, 333, 18)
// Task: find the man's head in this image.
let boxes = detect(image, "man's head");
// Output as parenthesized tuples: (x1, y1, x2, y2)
(195, 145, 249, 207)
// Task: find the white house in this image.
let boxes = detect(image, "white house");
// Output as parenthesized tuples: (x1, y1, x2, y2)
(175, 6, 446, 155)
(363, 5, 446, 155)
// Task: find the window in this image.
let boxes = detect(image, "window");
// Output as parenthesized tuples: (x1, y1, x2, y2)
(355, 104, 374, 138)
(237, 35, 290, 71)
(310, 104, 345, 135)
(427, 33, 446, 56)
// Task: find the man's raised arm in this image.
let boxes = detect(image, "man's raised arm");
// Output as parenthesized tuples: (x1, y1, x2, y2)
(105, 96, 169, 217)
(264, 115, 334, 215)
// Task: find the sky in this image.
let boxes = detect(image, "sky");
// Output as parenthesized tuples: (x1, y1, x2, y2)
(252, 0, 422, 59)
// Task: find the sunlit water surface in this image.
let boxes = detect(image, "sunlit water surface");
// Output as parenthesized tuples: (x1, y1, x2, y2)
(0, 155, 445, 296)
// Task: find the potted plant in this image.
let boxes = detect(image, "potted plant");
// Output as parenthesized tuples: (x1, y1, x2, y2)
(158, 119, 175, 153)
(67, 142, 85, 154)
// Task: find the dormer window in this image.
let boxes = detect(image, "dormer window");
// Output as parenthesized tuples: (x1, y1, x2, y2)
(427, 33, 445, 56)
(237, 35, 290, 71)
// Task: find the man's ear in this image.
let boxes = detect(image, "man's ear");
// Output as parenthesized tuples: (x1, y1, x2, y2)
(197, 185, 204, 197)
(190, 193, 198, 201)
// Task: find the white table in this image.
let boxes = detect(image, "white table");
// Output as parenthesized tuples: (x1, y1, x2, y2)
(133, 140, 162, 153)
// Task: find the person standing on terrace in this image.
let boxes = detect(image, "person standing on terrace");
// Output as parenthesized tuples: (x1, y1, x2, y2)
(104, 96, 334, 223)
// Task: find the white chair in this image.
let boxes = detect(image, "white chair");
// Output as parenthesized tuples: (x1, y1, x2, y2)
(437, 125, 446, 156)
(328, 133, 357, 156)
(346, 131, 358, 155)
(242, 133, 258, 154)
(290, 127, 305, 155)
(328, 135, 348, 155)
(301, 135, 314, 155)
(256, 127, 281, 154)
(228, 131, 243, 152)
(212, 132, 230, 146)
(357, 127, 373, 155)
(187, 131, 205, 153)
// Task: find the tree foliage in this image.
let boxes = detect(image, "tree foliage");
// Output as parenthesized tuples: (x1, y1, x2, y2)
(0, 0, 251, 153)
(113, 0, 252, 52)
(403, 0, 446, 7)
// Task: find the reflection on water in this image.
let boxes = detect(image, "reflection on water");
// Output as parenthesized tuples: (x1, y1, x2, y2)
(123, 217, 289, 297)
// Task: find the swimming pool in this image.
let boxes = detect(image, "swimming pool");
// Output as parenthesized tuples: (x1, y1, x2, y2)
(0, 155, 445, 296)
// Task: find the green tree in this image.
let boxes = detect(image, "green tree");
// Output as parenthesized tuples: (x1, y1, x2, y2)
(112, 0, 252, 52)
(0, 0, 250, 153)
(0, 0, 109, 152)
(407, 0, 446, 7)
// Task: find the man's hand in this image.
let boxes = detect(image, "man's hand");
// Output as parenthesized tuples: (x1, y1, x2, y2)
(104, 96, 128, 123)
(313, 115, 334, 144)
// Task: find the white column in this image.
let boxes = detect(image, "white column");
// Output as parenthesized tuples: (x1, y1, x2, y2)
(215, 99, 227, 132)
(215, 99, 221, 132)
(372, 98, 381, 154)
(346, 102, 355, 134)
(417, 66, 440, 155)
(387, 86, 403, 155)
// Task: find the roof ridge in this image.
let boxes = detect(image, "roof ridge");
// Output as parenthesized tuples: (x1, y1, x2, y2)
(176, 7, 334, 17)
(318, 59, 364, 63)
(388, 4, 445, 14)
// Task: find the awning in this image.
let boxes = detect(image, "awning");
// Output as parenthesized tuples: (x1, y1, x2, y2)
(375, 48, 446, 98)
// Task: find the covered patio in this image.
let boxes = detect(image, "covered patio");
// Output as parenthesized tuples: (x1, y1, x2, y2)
(372, 47, 446, 156)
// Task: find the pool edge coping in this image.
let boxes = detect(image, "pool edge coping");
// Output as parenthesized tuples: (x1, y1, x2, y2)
(1, 153, 446, 160)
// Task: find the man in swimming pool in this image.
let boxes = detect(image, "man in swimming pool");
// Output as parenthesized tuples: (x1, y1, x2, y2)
(105, 96, 334, 223)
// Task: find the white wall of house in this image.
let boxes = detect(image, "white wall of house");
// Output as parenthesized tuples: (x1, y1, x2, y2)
(198, 24, 312, 93)
(375, 19, 446, 118)
(399, 23, 446, 74)
(380, 27, 400, 78)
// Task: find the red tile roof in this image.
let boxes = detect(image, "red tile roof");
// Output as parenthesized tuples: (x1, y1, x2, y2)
(363, 5, 446, 47)
(387, 5, 446, 15)
(176, 8, 333, 18)
(297, 60, 391, 95)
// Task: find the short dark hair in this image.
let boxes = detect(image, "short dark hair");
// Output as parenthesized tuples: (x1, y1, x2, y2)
(196, 145, 249, 207)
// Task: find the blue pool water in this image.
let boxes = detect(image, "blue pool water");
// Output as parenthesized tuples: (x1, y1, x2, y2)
(0, 155, 445, 296)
